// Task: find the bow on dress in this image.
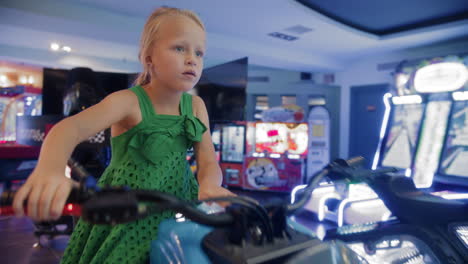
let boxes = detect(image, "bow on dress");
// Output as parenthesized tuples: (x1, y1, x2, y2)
(127, 115, 207, 164)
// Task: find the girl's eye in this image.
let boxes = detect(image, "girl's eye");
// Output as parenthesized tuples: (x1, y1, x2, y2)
(196, 51, 204, 57)
(175, 46, 184, 52)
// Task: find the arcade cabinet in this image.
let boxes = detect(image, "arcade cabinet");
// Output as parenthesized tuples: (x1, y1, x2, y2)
(0, 83, 43, 193)
(345, 56, 468, 226)
(218, 121, 247, 188)
(242, 122, 308, 192)
(290, 105, 343, 223)
(64, 67, 110, 180)
(381, 57, 468, 192)
(306, 106, 331, 181)
(211, 123, 222, 162)
(293, 55, 468, 227)
(435, 89, 468, 196)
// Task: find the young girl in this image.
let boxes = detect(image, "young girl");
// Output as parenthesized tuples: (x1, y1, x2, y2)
(13, 7, 234, 263)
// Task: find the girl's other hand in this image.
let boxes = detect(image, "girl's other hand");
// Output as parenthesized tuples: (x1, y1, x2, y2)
(12, 169, 76, 222)
(198, 185, 236, 201)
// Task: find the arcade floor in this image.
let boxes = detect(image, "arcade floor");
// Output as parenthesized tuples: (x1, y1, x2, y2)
(0, 188, 333, 264)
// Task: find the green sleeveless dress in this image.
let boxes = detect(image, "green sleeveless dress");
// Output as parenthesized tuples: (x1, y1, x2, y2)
(61, 85, 206, 264)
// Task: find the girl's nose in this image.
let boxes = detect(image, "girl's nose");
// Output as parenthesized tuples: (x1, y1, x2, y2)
(185, 55, 197, 66)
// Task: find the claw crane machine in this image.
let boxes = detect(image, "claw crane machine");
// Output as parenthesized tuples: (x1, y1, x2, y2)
(0, 61, 43, 190)
(242, 105, 309, 192)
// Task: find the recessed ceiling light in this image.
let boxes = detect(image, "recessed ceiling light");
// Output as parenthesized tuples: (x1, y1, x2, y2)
(268, 32, 298, 41)
(62, 46, 72, 52)
(50, 42, 60, 51)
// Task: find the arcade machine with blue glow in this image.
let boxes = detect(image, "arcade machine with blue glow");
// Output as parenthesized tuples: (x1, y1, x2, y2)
(439, 91, 468, 179)
(292, 55, 468, 227)
(343, 55, 468, 226)
(405, 61, 467, 194)
(381, 56, 468, 194)
(435, 89, 468, 196)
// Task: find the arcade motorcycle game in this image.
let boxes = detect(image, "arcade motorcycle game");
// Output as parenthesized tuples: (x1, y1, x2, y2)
(2, 157, 467, 263)
(315, 158, 468, 264)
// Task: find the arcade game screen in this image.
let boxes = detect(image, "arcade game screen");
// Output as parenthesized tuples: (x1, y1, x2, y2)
(439, 100, 468, 178)
(413, 100, 452, 187)
(381, 104, 424, 169)
(287, 123, 308, 155)
(0, 89, 42, 142)
(211, 124, 221, 162)
(255, 123, 288, 154)
(221, 125, 245, 163)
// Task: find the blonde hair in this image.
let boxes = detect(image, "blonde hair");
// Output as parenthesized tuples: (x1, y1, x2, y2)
(134, 7, 205, 86)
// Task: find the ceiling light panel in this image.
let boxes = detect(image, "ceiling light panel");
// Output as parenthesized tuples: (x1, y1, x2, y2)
(268, 32, 298, 41)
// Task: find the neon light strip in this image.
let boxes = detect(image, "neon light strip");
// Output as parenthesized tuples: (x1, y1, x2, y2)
(405, 168, 412, 177)
(439, 193, 468, 200)
(290, 185, 336, 203)
(453, 91, 468, 101)
(290, 185, 306, 203)
(338, 198, 382, 227)
(392, 95, 423, 105)
(372, 93, 392, 170)
(337, 198, 351, 227)
(381, 211, 392, 221)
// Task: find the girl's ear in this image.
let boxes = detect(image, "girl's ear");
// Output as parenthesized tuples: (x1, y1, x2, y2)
(145, 55, 153, 65)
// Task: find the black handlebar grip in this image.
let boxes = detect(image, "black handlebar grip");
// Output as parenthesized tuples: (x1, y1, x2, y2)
(373, 167, 398, 176)
(68, 158, 90, 179)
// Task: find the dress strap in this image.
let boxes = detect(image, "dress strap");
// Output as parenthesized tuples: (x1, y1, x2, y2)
(180, 93, 194, 116)
(129, 85, 156, 120)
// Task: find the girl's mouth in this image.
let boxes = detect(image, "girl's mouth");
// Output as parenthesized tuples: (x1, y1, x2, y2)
(183, 71, 196, 77)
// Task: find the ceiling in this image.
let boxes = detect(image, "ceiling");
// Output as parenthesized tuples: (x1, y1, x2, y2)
(297, 0, 468, 35)
(1, 0, 467, 73)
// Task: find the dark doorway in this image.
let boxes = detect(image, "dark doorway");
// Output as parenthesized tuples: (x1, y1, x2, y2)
(349, 84, 389, 168)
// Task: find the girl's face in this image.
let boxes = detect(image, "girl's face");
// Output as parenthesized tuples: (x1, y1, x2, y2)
(148, 15, 206, 93)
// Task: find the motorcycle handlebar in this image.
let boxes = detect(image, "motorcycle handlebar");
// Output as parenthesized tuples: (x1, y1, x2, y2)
(0, 157, 384, 228)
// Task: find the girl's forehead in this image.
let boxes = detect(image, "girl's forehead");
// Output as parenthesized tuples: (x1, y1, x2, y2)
(157, 15, 205, 41)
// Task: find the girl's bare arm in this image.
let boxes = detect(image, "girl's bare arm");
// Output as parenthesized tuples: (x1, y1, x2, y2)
(13, 89, 138, 221)
(192, 95, 234, 199)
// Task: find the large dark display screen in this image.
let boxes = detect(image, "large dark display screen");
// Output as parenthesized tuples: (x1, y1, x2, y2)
(196, 57, 247, 123)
